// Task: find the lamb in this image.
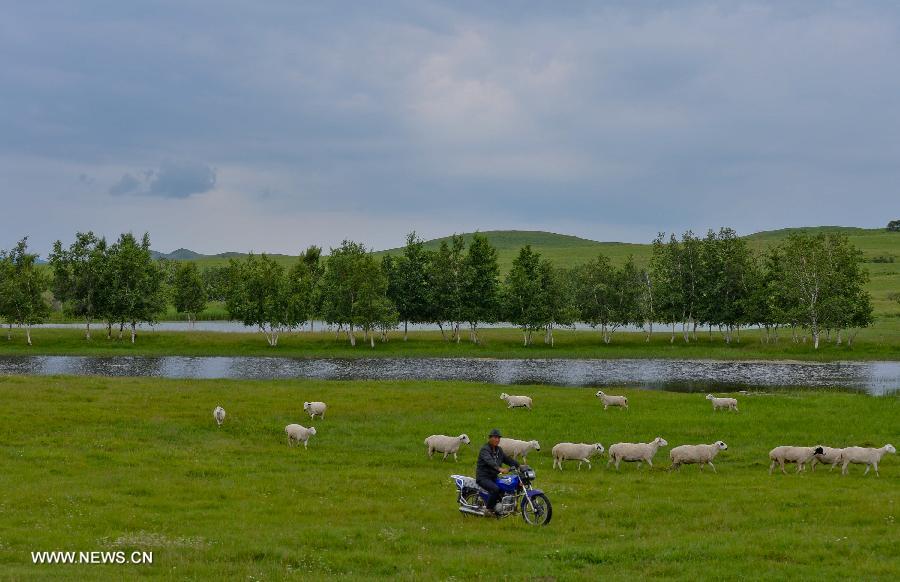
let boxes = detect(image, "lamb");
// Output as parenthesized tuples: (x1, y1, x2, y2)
(285, 424, 317, 448)
(706, 394, 738, 412)
(607, 437, 668, 470)
(839, 444, 896, 477)
(768, 445, 824, 474)
(669, 441, 728, 473)
(500, 393, 533, 410)
(424, 434, 471, 461)
(498, 437, 541, 462)
(551, 443, 605, 470)
(213, 406, 226, 426)
(303, 401, 327, 420)
(595, 390, 628, 410)
(811, 446, 845, 472)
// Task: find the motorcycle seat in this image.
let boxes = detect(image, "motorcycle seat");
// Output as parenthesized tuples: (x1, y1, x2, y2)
(450, 475, 483, 492)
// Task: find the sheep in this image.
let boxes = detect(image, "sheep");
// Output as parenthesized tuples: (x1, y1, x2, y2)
(213, 406, 226, 426)
(839, 444, 896, 477)
(768, 446, 824, 474)
(424, 434, 471, 461)
(285, 424, 317, 448)
(811, 446, 845, 472)
(595, 390, 628, 410)
(706, 394, 738, 412)
(551, 443, 605, 470)
(607, 437, 668, 470)
(500, 393, 533, 410)
(303, 401, 327, 420)
(498, 437, 541, 462)
(669, 441, 728, 473)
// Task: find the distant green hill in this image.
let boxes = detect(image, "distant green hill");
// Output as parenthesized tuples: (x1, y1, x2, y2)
(154, 226, 900, 315)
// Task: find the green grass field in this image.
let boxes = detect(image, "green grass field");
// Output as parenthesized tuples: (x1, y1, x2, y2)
(3, 323, 900, 360)
(0, 376, 897, 579)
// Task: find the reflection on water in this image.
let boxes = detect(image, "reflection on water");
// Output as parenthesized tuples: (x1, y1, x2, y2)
(0, 356, 897, 395)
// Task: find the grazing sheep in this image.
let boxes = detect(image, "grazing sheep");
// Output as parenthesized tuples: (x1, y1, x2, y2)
(285, 424, 317, 449)
(213, 406, 226, 426)
(595, 391, 628, 410)
(551, 443, 605, 470)
(839, 444, 896, 477)
(811, 446, 845, 472)
(607, 437, 668, 470)
(669, 441, 728, 473)
(768, 446, 824, 474)
(303, 401, 327, 420)
(498, 437, 541, 462)
(500, 393, 533, 410)
(424, 434, 471, 461)
(706, 394, 738, 412)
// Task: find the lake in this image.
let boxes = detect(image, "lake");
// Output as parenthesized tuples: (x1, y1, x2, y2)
(0, 356, 897, 395)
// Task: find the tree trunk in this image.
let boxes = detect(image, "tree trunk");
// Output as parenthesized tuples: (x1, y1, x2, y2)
(107, 322, 112, 340)
(130, 323, 136, 344)
(349, 324, 356, 346)
(370, 333, 375, 348)
(118, 322, 124, 340)
(85, 318, 92, 340)
(812, 327, 820, 350)
(6, 323, 11, 341)
(26, 325, 32, 346)
(523, 329, 529, 346)
(438, 322, 446, 341)
(404, 320, 408, 342)
(670, 322, 675, 344)
(836, 329, 843, 346)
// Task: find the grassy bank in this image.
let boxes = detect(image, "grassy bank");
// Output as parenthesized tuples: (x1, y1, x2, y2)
(0, 376, 896, 579)
(2, 323, 900, 361)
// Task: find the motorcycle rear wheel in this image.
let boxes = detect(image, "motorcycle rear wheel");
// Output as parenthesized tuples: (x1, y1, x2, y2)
(521, 493, 552, 526)
(461, 490, 485, 517)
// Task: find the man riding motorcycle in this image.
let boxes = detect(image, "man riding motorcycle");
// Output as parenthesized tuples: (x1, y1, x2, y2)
(476, 428, 520, 516)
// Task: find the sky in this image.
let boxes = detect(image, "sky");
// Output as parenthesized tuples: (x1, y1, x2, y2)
(2, 1, 899, 256)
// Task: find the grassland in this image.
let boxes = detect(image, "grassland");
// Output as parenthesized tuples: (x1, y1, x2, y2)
(3, 322, 900, 360)
(0, 376, 896, 580)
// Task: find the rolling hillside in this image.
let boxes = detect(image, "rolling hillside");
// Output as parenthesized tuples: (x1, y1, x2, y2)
(156, 226, 900, 315)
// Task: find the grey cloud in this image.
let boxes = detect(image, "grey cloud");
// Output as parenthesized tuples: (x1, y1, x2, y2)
(108, 161, 216, 198)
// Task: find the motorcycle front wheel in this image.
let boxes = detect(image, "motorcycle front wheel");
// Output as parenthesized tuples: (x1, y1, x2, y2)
(521, 494, 552, 526)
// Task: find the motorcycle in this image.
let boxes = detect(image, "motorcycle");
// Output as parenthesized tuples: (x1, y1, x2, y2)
(451, 465, 552, 525)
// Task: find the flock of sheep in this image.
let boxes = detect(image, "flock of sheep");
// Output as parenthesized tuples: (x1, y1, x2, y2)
(212, 390, 895, 477)
(213, 401, 326, 449)
(426, 391, 896, 477)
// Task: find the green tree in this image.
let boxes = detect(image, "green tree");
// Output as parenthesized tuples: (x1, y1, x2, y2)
(106, 233, 167, 343)
(0, 238, 50, 345)
(502, 245, 546, 346)
(386, 232, 431, 341)
(172, 262, 208, 328)
(461, 233, 500, 344)
(300, 245, 325, 331)
(539, 262, 578, 346)
(48, 232, 107, 339)
(225, 253, 311, 346)
(320, 240, 394, 347)
(426, 237, 465, 341)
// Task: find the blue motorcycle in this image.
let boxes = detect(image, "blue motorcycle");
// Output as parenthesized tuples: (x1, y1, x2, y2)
(451, 465, 552, 525)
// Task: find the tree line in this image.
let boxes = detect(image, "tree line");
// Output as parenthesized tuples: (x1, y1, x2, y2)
(0, 228, 875, 349)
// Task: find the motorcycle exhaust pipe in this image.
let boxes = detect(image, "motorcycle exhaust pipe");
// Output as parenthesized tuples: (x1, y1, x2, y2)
(458, 506, 485, 517)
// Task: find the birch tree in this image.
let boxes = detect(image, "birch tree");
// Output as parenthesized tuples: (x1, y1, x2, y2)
(172, 262, 207, 328)
(0, 238, 50, 345)
(502, 245, 545, 346)
(48, 232, 107, 340)
(461, 233, 500, 344)
(106, 233, 167, 343)
(386, 232, 431, 341)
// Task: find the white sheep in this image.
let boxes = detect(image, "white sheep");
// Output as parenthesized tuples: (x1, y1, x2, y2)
(669, 441, 728, 472)
(498, 437, 541, 462)
(500, 393, 533, 410)
(213, 406, 226, 426)
(811, 446, 845, 472)
(424, 434, 471, 461)
(706, 394, 738, 412)
(607, 437, 668, 470)
(285, 424, 317, 448)
(303, 401, 327, 420)
(595, 390, 628, 410)
(768, 445, 824, 474)
(839, 444, 896, 477)
(551, 443, 605, 470)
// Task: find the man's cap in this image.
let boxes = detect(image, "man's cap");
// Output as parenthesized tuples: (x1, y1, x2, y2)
(489, 428, 502, 438)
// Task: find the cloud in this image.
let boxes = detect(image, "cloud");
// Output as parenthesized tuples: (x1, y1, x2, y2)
(108, 161, 216, 198)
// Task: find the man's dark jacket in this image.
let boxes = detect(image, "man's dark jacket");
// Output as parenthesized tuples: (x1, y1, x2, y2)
(476, 443, 519, 482)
